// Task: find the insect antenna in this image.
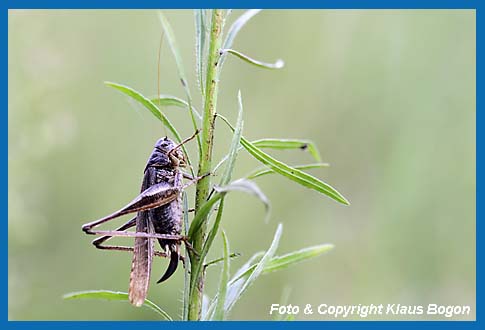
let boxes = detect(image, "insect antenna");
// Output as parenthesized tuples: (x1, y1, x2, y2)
(167, 129, 200, 159)
(157, 29, 168, 137)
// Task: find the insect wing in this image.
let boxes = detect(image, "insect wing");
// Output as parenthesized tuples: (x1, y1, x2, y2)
(128, 210, 154, 307)
(128, 168, 159, 307)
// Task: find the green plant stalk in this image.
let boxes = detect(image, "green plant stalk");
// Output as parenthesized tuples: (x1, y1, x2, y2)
(189, 9, 224, 321)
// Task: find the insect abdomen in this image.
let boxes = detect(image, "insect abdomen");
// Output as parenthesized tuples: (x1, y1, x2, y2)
(150, 169, 183, 282)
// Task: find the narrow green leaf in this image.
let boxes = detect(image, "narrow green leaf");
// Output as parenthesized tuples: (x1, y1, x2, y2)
(274, 287, 293, 321)
(231, 251, 265, 283)
(217, 114, 350, 205)
(190, 198, 226, 308)
(201, 294, 211, 321)
(253, 138, 322, 162)
(224, 224, 283, 313)
(189, 179, 269, 302)
(150, 94, 202, 120)
(105, 82, 194, 176)
(227, 264, 256, 286)
(63, 290, 172, 320)
(247, 163, 329, 179)
(105, 82, 180, 140)
(190, 178, 270, 304)
(222, 10, 233, 28)
(213, 179, 270, 218)
(214, 231, 230, 320)
(220, 90, 244, 186)
(264, 244, 334, 273)
(158, 12, 201, 153)
(228, 244, 334, 289)
(220, 48, 284, 70)
(182, 192, 190, 321)
(158, 12, 189, 91)
(204, 253, 241, 269)
(219, 9, 262, 72)
(213, 151, 237, 174)
(225, 251, 263, 295)
(188, 193, 223, 239)
(206, 251, 264, 320)
(194, 10, 206, 96)
(150, 94, 186, 108)
(214, 139, 322, 177)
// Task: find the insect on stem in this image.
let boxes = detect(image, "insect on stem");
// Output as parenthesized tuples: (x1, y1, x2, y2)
(82, 134, 204, 307)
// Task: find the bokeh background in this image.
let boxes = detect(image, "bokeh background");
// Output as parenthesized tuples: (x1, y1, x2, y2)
(8, 10, 475, 320)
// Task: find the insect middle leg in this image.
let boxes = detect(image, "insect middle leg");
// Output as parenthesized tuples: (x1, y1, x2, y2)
(91, 217, 181, 259)
(92, 224, 197, 258)
(93, 229, 195, 255)
(91, 216, 137, 252)
(181, 172, 211, 190)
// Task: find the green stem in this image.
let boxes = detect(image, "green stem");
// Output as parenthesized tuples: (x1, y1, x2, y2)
(188, 9, 224, 321)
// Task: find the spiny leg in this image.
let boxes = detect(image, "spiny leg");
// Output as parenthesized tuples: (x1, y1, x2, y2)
(181, 172, 211, 190)
(182, 172, 195, 180)
(92, 217, 136, 252)
(94, 245, 170, 258)
(92, 216, 136, 248)
(87, 229, 184, 241)
(93, 227, 198, 258)
(92, 218, 167, 255)
(92, 228, 196, 259)
(91, 217, 170, 258)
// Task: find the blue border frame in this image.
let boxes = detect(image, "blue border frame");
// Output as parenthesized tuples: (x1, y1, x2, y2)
(0, 0, 481, 9)
(4, 0, 480, 328)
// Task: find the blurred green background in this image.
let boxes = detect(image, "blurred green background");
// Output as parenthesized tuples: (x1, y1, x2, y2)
(8, 10, 475, 320)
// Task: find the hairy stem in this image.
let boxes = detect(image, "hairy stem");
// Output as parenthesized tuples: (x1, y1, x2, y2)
(189, 9, 224, 321)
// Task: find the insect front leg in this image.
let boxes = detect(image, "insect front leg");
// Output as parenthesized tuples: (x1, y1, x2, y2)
(181, 171, 212, 181)
(181, 172, 195, 180)
(181, 172, 211, 190)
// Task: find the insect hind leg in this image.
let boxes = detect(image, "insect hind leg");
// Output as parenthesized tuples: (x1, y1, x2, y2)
(86, 229, 184, 241)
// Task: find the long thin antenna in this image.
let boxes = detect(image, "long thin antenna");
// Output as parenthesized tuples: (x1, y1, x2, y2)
(167, 129, 200, 161)
(157, 30, 167, 137)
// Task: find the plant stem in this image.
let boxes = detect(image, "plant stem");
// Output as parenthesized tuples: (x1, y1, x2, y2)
(188, 9, 224, 321)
